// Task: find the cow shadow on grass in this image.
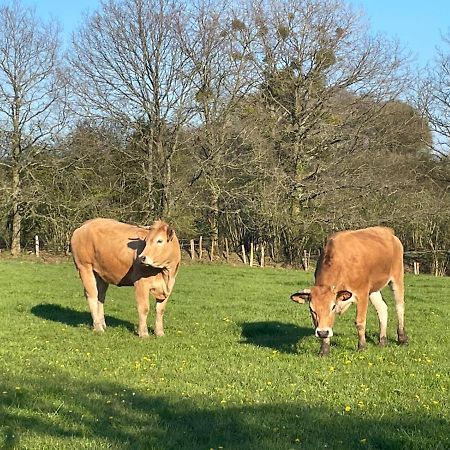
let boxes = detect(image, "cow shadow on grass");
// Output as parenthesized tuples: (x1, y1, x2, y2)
(240, 321, 312, 353)
(31, 303, 134, 332)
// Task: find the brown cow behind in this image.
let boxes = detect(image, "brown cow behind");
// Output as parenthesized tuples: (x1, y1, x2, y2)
(291, 226, 408, 355)
(71, 218, 181, 337)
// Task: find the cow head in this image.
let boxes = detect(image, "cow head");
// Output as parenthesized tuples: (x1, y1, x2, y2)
(291, 285, 354, 339)
(138, 220, 176, 269)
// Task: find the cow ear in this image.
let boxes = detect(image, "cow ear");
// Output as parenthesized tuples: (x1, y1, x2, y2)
(167, 227, 174, 242)
(291, 289, 311, 304)
(336, 290, 352, 302)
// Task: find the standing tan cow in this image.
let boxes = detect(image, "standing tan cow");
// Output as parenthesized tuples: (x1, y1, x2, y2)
(71, 218, 181, 337)
(290, 226, 408, 355)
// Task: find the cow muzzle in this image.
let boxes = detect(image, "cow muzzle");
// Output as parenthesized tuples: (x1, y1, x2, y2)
(138, 255, 153, 266)
(316, 328, 333, 339)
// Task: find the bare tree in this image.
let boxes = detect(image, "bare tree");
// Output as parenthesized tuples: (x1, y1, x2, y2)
(175, 0, 259, 255)
(0, 1, 67, 255)
(70, 0, 193, 220)
(247, 0, 410, 204)
(419, 29, 450, 158)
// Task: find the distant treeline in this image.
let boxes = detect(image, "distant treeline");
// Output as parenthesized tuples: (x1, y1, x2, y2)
(1, 0, 450, 274)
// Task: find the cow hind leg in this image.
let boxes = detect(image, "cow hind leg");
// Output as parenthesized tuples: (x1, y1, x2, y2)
(369, 291, 388, 346)
(79, 266, 104, 332)
(389, 279, 408, 345)
(95, 273, 109, 331)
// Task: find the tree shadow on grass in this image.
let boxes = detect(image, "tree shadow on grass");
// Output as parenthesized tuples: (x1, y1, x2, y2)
(30, 303, 134, 332)
(1, 372, 448, 450)
(240, 321, 312, 353)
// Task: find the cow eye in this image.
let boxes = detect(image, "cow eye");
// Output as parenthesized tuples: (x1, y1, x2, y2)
(331, 304, 336, 311)
(156, 238, 164, 244)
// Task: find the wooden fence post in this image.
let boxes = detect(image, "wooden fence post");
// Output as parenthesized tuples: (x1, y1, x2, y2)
(35, 235, 40, 257)
(302, 250, 310, 271)
(260, 243, 265, 268)
(190, 239, 195, 260)
(241, 244, 247, 264)
(413, 261, 420, 275)
(210, 240, 214, 261)
(199, 236, 203, 259)
(250, 242, 254, 267)
(224, 238, 229, 261)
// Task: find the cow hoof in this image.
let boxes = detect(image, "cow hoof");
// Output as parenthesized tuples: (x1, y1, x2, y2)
(398, 335, 408, 345)
(379, 337, 387, 347)
(93, 324, 105, 333)
(154, 331, 165, 337)
(357, 344, 367, 352)
(139, 332, 150, 339)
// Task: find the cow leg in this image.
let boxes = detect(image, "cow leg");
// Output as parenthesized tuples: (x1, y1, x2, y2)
(78, 266, 104, 332)
(95, 274, 109, 331)
(389, 279, 408, 345)
(355, 293, 369, 350)
(319, 337, 331, 356)
(369, 291, 388, 346)
(154, 297, 169, 337)
(134, 282, 150, 338)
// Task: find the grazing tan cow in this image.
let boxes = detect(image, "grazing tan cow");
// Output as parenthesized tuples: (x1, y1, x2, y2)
(71, 218, 181, 337)
(290, 226, 408, 355)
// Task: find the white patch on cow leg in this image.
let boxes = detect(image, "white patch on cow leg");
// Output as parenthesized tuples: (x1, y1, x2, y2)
(390, 280, 408, 344)
(369, 291, 388, 345)
(97, 301, 106, 331)
(79, 267, 104, 332)
(96, 276, 108, 331)
(154, 298, 169, 337)
(86, 295, 104, 332)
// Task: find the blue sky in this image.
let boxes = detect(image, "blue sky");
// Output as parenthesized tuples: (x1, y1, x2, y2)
(20, 0, 449, 67)
(350, 0, 449, 67)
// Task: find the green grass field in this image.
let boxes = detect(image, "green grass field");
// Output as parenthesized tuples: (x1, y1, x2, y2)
(0, 259, 449, 450)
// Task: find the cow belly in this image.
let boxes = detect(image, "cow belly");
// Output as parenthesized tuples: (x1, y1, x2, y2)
(368, 273, 392, 293)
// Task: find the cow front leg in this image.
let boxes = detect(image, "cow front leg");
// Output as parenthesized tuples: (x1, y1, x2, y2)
(154, 297, 169, 337)
(319, 337, 331, 356)
(134, 283, 150, 338)
(355, 295, 369, 350)
(369, 291, 388, 346)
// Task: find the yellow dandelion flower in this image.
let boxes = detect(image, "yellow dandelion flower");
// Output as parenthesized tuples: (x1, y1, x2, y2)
(345, 405, 351, 412)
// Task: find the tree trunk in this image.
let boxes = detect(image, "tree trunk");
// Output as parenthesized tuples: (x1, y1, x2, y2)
(11, 98, 22, 256)
(209, 190, 219, 260)
(11, 164, 21, 256)
(163, 156, 171, 217)
(146, 130, 155, 216)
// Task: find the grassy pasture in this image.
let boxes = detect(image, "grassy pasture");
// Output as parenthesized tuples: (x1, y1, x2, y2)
(0, 259, 449, 450)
